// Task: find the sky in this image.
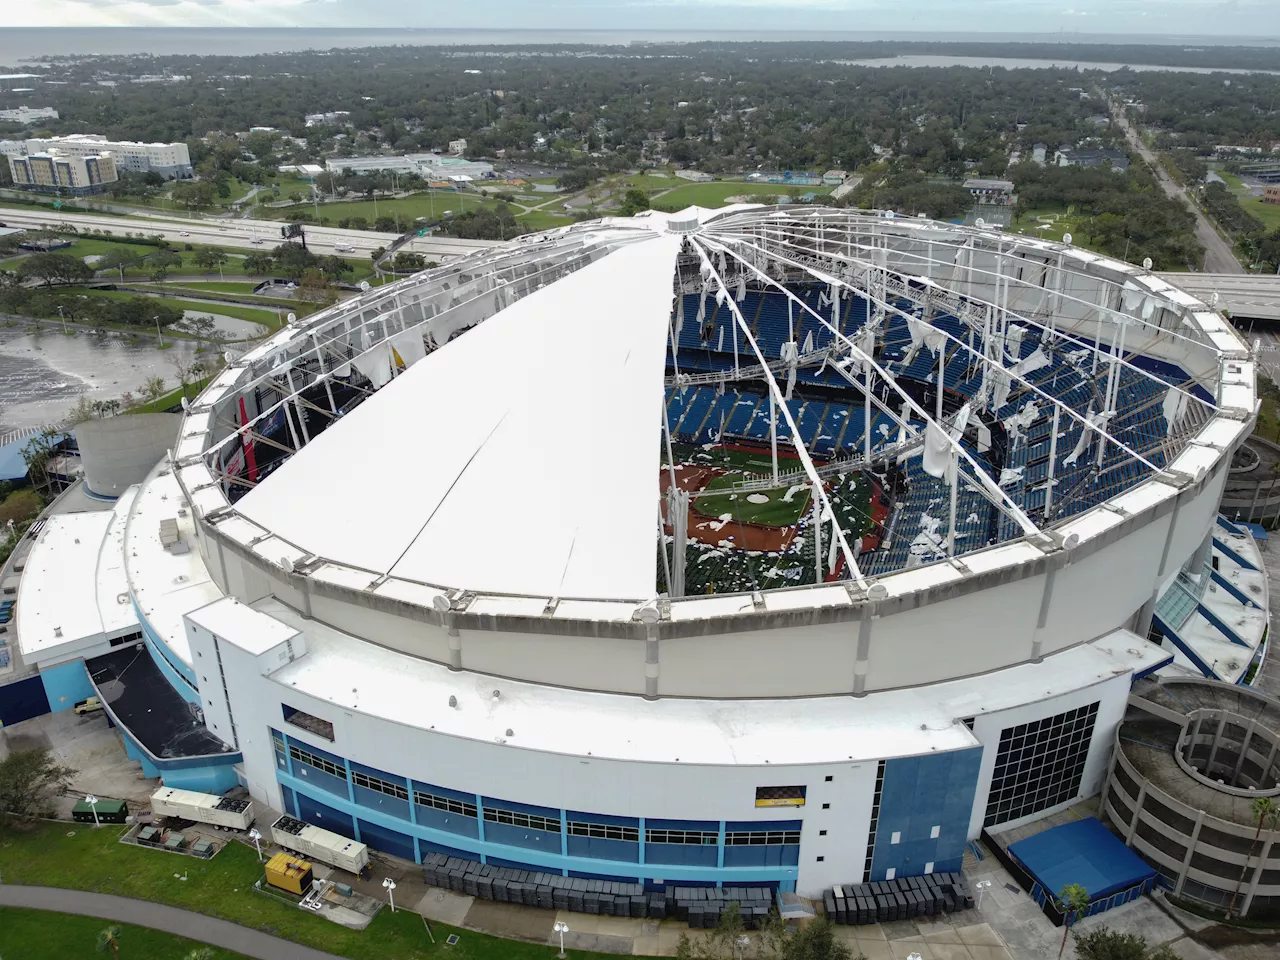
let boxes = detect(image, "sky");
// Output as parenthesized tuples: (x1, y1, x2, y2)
(5, 0, 1276, 37)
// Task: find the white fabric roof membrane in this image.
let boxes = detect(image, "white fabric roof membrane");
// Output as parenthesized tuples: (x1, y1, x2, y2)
(237, 234, 682, 600)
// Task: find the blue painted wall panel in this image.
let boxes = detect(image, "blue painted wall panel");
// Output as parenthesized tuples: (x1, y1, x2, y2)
(483, 820, 562, 854)
(870, 747, 981, 881)
(422, 839, 483, 859)
(723, 844, 800, 868)
(358, 818, 416, 862)
(162, 764, 240, 794)
(567, 836, 640, 862)
(567, 810, 640, 828)
(415, 803, 480, 838)
(412, 780, 475, 804)
(40, 660, 94, 713)
(291, 760, 349, 798)
(645, 843, 719, 867)
(296, 791, 356, 840)
(353, 784, 410, 821)
(0, 674, 51, 726)
(481, 796, 560, 819)
(281, 785, 296, 817)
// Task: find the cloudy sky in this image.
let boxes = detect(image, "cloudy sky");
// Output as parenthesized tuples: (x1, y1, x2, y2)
(6, 0, 1273, 36)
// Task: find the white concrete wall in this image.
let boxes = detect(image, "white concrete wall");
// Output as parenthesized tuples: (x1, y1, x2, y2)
(76, 414, 181, 499)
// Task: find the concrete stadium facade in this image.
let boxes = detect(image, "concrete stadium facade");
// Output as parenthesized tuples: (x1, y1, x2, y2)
(14, 207, 1262, 900)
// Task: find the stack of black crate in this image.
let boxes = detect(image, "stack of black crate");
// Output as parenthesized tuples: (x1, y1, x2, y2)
(822, 872, 976, 925)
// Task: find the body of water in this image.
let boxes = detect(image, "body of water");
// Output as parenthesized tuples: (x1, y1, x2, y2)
(0, 28, 1278, 63)
(839, 54, 1280, 75)
(0, 324, 200, 434)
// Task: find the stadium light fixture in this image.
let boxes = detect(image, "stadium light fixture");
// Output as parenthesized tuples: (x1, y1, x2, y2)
(85, 794, 100, 827)
(382, 877, 397, 912)
(249, 827, 263, 861)
(554, 920, 569, 958)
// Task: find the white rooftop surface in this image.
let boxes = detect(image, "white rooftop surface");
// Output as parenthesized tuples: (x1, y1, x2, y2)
(237, 233, 683, 600)
(125, 463, 222, 668)
(16, 490, 138, 659)
(256, 594, 1165, 767)
(188, 596, 300, 655)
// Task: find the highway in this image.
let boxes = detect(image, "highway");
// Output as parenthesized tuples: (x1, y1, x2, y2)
(0, 206, 502, 260)
(1159, 271, 1280, 322)
(1111, 103, 1244, 276)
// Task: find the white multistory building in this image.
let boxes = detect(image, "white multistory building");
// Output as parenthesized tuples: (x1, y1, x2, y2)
(0, 105, 58, 124)
(7, 134, 192, 179)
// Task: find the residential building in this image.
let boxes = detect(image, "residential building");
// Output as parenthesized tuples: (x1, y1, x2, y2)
(674, 169, 714, 182)
(305, 111, 351, 127)
(448, 138, 468, 156)
(1264, 185, 1280, 205)
(8, 149, 118, 195)
(1031, 143, 1048, 166)
(12, 134, 191, 179)
(0, 105, 58, 124)
(1056, 147, 1130, 172)
(963, 178, 1016, 205)
(823, 170, 848, 185)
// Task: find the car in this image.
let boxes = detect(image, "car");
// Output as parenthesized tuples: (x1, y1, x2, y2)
(250, 237, 264, 245)
(335, 244, 355, 253)
(74, 696, 103, 716)
(179, 231, 190, 237)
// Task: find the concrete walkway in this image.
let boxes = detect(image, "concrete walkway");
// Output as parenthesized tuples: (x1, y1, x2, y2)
(0, 885, 344, 960)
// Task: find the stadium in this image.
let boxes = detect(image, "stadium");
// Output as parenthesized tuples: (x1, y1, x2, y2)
(8, 206, 1271, 907)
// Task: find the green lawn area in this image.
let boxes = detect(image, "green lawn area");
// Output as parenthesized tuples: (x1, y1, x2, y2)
(1242, 194, 1280, 233)
(517, 209, 578, 232)
(0, 906, 248, 960)
(652, 180, 831, 209)
(267, 189, 501, 225)
(129, 375, 214, 414)
(0, 823, 610, 960)
(163, 280, 266, 294)
(64, 287, 281, 330)
(694, 472, 812, 527)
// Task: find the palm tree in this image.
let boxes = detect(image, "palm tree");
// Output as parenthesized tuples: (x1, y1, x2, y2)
(96, 925, 121, 960)
(1228, 796, 1280, 919)
(1056, 883, 1090, 959)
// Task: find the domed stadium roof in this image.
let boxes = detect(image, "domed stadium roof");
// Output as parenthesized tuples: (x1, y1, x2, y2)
(205, 207, 1239, 604)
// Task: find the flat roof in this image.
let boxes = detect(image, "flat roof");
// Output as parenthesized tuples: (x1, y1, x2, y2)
(188, 596, 300, 656)
(17, 492, 137, 659)
(87, 647, 235, 761)
(1009, 817, 1157, 901)
(260, 593, 1162, 767)
(125, 464, 221, 669)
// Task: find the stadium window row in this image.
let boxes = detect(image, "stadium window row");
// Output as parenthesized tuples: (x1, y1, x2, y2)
(725, 830, 801, 846)
(484, 807, 561, 833)
(353, 770, 409, 801)
(568, 821, 640, 842)
(288, 743, 343, 779)
(416, 791, 478, 819)
(647, 829, 719, 846)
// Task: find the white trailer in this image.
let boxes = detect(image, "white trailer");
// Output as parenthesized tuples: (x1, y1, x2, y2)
(150, 787, 254, 831)
(270, 815, 369, 874)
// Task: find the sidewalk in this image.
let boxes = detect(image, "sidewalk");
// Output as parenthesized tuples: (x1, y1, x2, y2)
(0, 885, 344, 960)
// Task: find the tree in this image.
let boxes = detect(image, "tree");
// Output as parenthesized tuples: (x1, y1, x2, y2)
(17, 252, 93, 289)
(298, 269, 339, 305)
(392, 251, 425, 272)
(192, 248, 229, 277)
(619, 188, 651, 217)
(780, 918, 854, 960)
(1074, 927, 1180, 960)
(318, 255, 354, 280)
(140, 375, 167, 402)
(98, 247, 137, 281)
(0, 748, 75, 823)
(96, 925, 121, 960)
(170, 179, 217, 212)
(1228, 796, 1280, 918)
(0, 489, 42, 525)
(1056, 883, 1091, 959)
(243, 253, 274, 275)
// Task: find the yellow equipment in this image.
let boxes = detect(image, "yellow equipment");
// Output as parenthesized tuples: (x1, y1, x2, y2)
(264, 851, 314, 896)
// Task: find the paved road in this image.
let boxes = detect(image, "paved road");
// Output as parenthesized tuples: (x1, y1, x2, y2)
(0, 885, 345, 960)
(0, 207, 501, 261)
(1158, 271, 1280, 322)
(1110, 104, 1244, 275)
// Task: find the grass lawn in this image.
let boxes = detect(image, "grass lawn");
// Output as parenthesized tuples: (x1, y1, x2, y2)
(516, 209, 578, 232)
(652, 180, 830, 209)
(0, 906, 249, 960)
(266, 190, 501, 225)
(163, 280, 267, 294)
(0, 823, 611, 960)
(64, 287, 281, 329)
(129, 376, 214, 414)
(694, 472, 812, 526)
(1242, 194, 1280, 233)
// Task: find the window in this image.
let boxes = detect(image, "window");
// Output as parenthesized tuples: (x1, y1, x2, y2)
(863, 760, 886, 883)
(282, 704, 335, 741)
(885, 868, 896, 880)
(415, 791, 477, 819)
(755, 785, 807, 807)
(930, 825, 940, 839)
(288, 743, 343, 779)
(109, 630, 143, 648)
(484, 807, 561, 833)
(822, 803, 830, 810)
(816, 856, 824, 862)
(983, 701, 1099, 827)
(352, 770, 409, 801)
(724, 830, 801, 846)
(890, 831, 901, 845)
(819, 830, 828, 837)
(924, 862, 934, 874)
(645, 828, 719, 846)
(824, 775, 833, 782)
(568, 821, 639, 842)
